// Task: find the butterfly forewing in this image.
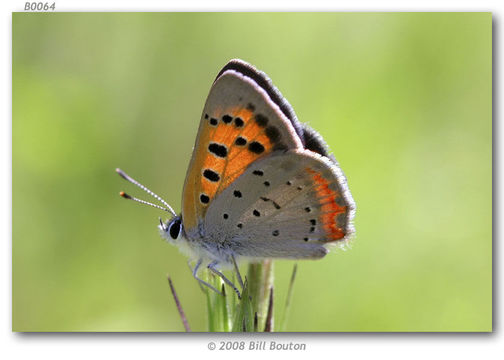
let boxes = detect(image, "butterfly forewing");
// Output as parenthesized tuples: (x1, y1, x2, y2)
(182, 68, 303, 230)
(203, 150, 355, 260)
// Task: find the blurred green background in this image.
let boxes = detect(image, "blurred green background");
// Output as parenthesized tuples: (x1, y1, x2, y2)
(12, 13, 492, 332)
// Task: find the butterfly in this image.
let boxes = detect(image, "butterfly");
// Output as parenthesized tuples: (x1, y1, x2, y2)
(117, 59, 355, 297)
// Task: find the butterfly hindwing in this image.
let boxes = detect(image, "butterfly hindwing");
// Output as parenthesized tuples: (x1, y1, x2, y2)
(203, 149, 355, 260)
(182, 63, 303, 230)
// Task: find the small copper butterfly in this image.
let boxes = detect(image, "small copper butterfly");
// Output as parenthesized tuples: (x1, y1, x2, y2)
(117, 59, 355, 296)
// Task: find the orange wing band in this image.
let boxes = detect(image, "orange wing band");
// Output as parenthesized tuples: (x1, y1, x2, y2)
(305, 168, 347, 242)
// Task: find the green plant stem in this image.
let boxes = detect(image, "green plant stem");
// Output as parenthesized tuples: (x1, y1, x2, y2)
(247, 260, 274, 331)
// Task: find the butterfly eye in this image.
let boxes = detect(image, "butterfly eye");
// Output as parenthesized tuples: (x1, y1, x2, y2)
(168, 218, 182, 240)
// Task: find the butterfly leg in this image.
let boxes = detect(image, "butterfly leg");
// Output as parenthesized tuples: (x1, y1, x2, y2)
(190, 258, 223, 296)
(230, 255, 244, 291)
(207, 261, 241, 299)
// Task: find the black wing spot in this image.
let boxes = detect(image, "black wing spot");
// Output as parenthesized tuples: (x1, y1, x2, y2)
(203, 169, 220, 182)
(253, 209, 261, 217)
(297, 186, 303, 191)
(200, 194, 210, 204)
(235, 136, 247, 146)
(305, 207, 312, 213)
(234, 117, 244, 127)
(310, 226, 315, 233)
(247, 103, 256, 111)
(272, 230, 279, 236)
(223, 213, 229, 219)
(260, 196, 270, 202)
(310, 219, 317, 225)
(303, 237, 309, 242)
(272, 201, 281, 210)
(210, 117, 218, 126)
(233, 190, 242, 198)
(253, 170, 264, 176)
(264, 181, 270, 187)
(254, 114, 269, 127)
(265, 126, 281, 142)
(237, 223, 243, 229)
(204, 114, 209, 119)
(222, 114, 233, 124)
(286, 180, 292, 186)
(249, 141, 265, 154)
(208, 143, 228, 158)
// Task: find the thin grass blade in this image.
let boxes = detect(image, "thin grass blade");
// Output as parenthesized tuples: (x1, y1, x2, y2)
(264, 287, 274, 332)
(279, 263, 297, 331)
(167, 276, 191, 332)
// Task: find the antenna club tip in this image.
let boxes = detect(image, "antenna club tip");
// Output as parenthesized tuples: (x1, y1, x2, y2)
(119, 191, 131, 199)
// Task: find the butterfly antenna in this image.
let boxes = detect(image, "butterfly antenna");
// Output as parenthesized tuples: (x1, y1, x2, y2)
(119, 191, 173, 213)
(116, 168, 177, 217)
